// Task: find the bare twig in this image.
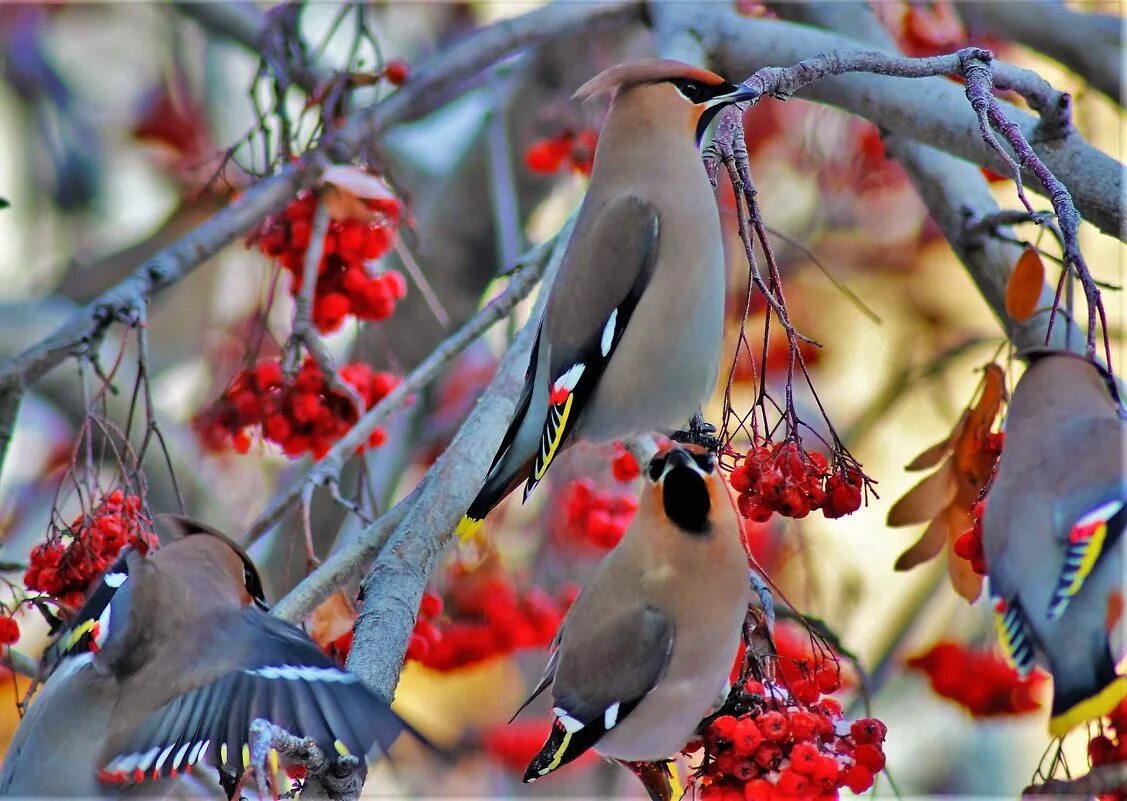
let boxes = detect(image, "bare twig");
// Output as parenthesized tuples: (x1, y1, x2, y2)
(346, 217, 576, 702)
(248, 718, 362, 801)
(1024, 762, 1127, 797)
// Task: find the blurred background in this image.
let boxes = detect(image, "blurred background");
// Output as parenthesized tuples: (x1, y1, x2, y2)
(0, 1, 1122, 797)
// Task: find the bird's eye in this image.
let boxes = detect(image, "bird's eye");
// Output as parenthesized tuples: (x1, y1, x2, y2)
(674, 80, 704, 103)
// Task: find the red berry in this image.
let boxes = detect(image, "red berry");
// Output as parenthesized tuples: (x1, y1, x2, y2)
(850, 717, 888, 745)
(0, 616, 20, 645)
(383, 59, 410, 85)
(729, 463, 754, 493)
(841, 764, 875, 793)
(756, 711, 789, 742)
(732, 717, 764, 755)
(525, 137, 572, 174)
(853, 743, 886, 772)
(611, 446, 640, 482)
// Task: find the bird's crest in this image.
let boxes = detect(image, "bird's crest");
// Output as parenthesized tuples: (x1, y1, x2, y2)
(574, 59, 727, 102)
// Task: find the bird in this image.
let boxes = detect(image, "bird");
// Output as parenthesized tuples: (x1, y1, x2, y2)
(514, 443, 752, 781)
(0, 516, 410, 798)
(456, 59, 757, 540)
(981, 350, 1126, 737)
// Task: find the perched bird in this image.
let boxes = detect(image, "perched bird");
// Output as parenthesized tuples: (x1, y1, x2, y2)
(516, 444, 751, 779)
(457, 60, 756, 539)
(0, 517, 408, 798)
(982, 351, 1126, 737)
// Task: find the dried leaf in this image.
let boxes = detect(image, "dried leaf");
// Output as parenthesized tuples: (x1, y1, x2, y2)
(321, 165, 400, 223)
(887, 461, 957, 527)
(904, 413, 966, 471)
(307, 590, 357, 650)
(1005, 247, 1045, 323)
(894, 515, 949, 571)
(952, 364, 1006, 504)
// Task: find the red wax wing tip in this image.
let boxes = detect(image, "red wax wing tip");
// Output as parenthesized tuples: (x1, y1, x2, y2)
(133, 769, 144, 784)
(548, 386, 570, 406)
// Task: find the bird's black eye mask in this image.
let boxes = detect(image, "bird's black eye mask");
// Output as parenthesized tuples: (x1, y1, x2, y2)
(649, 448, 715, 534)
(662, 77, 743, 144)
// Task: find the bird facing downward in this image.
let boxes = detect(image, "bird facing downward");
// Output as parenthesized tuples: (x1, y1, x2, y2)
(0, 516, 409, 799)
(981, 351, 1126, 737)
(457, 60, 757, 540)
(515, 444, 751, 780)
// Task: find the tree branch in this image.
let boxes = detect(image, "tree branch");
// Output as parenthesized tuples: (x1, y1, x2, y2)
(759, 1, 1072, 352)
(0, 0, 642, 478)
(346, 216, 575, 702)
(682, 8, 1123, 240)
(266, 238, 553, 621)
(960, 0, 1122, 106)
(1024, 762, 1127, 797)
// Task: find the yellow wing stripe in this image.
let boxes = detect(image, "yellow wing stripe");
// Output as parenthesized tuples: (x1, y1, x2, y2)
(1064, 523, 1106, 597)
(534, 396, 574, 482)
(59, 619, 98, 654)
(543, 730, 574, 774)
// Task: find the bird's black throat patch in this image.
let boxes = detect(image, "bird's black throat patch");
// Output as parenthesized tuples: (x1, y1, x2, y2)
(662, 467, 712, 534)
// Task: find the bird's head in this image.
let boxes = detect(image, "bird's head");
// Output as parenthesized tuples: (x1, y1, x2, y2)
(646, 443, 719, 534)
(575, 58, 756, 144)
(155, 515, 270, 610)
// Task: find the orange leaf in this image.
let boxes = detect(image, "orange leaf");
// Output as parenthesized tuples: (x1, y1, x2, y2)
(904, 412, 966, 471)
(894, 514, 949, 571)
(951, 364, 1006, 504)
(308, 590, 357, 650)
(887, 461, 957, 527)
(1005, 247, 1045, 323)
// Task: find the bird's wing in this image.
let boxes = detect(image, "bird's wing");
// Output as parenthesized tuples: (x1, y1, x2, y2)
(42, 548, 132, 672)
(1047, 495, 1126, 621)
(524, 196, 661, 497)
(97, 608, 407, 785)
(524, 605, 673, 781)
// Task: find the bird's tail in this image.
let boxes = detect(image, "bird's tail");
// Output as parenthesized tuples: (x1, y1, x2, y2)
(456, 457, 533, 543)
(1049, 673, 1127, 738)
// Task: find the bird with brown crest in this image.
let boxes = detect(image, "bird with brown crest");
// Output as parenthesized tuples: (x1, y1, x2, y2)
(457, 59, 757, 541)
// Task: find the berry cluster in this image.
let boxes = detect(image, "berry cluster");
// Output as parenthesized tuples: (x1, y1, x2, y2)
(693, 680, 888, 799)
(558, 478, 639, 550)
(24, 491, 157, 609)
(1088, 698, 1127, 801)
(406, 573, 579, 672)
(252, 190, 406, 334)
(953, 500, 987, 576)
(773, 623, 853, 704)
(730, 441, 863, 523)
(194, 357, 398, 460)
(0, 617, 19, 646)
(906, 641, 1045, 717)
(524, 130, 599, 177)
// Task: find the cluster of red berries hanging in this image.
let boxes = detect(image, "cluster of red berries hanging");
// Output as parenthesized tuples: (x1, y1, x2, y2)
(906, 641, 1045, 717)
(729, 440, 863, 523)
(194, 357, 398, 460)
(524, 130, 599, 177)
(405, 569, 578, 672)
(953, 499, 988, 576)
(1087, 698, 1127, 801)
(24, 490, 157, 611)
(772, 624, 855, 704)
(252, 189, 406, 334)
(692, 678, 889, 799)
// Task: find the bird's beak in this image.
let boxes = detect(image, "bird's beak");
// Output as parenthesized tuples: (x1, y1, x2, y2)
(696, 84, 757, 144)
(658, 446, 710, 482)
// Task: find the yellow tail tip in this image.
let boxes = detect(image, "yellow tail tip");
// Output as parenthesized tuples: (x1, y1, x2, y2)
(1048, 675, 1127, 738)
(455, 515, 485, 543)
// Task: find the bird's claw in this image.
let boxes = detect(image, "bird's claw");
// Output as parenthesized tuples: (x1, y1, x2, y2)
(671, 414, 721, 452)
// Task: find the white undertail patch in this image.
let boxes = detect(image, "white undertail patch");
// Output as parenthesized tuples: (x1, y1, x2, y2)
(104, 572, 127, 588)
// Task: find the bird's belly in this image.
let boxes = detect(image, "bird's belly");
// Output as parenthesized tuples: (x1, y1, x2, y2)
(578, 252, 725, 442)
(594, 674, 727, 762)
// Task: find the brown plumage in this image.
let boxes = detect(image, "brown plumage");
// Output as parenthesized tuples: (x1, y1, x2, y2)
(458, 60, 755, 540)
(0, 516, 408, 798)
(982, 351, 1126, 736)
(517, 444, 751, 779)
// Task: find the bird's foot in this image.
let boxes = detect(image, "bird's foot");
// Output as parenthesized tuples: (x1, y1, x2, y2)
(670, 413, 720, 452)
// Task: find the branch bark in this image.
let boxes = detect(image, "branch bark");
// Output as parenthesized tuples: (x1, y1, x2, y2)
(760, 1, 1070, 352)
(678, 7, 1123, 241)
(960, 0, 1122, 106)
(345, 217, 574, 702)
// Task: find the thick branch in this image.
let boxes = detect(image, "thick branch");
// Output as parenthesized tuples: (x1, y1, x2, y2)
(960, 0, 1122, 106)
(682, 9, 1122, 240)
(1024, 762, 1127, 797)
(346, 218, 574, 702)
(760, 1, 1070, 351)
(0, 0, 642, 397)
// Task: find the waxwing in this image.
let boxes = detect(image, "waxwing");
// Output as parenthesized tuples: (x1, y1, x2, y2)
(982, 351, 1126, 736)
(514, 444, 751, 779)
(0, 517, 408, 798)
(457, 59, 756, 539)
